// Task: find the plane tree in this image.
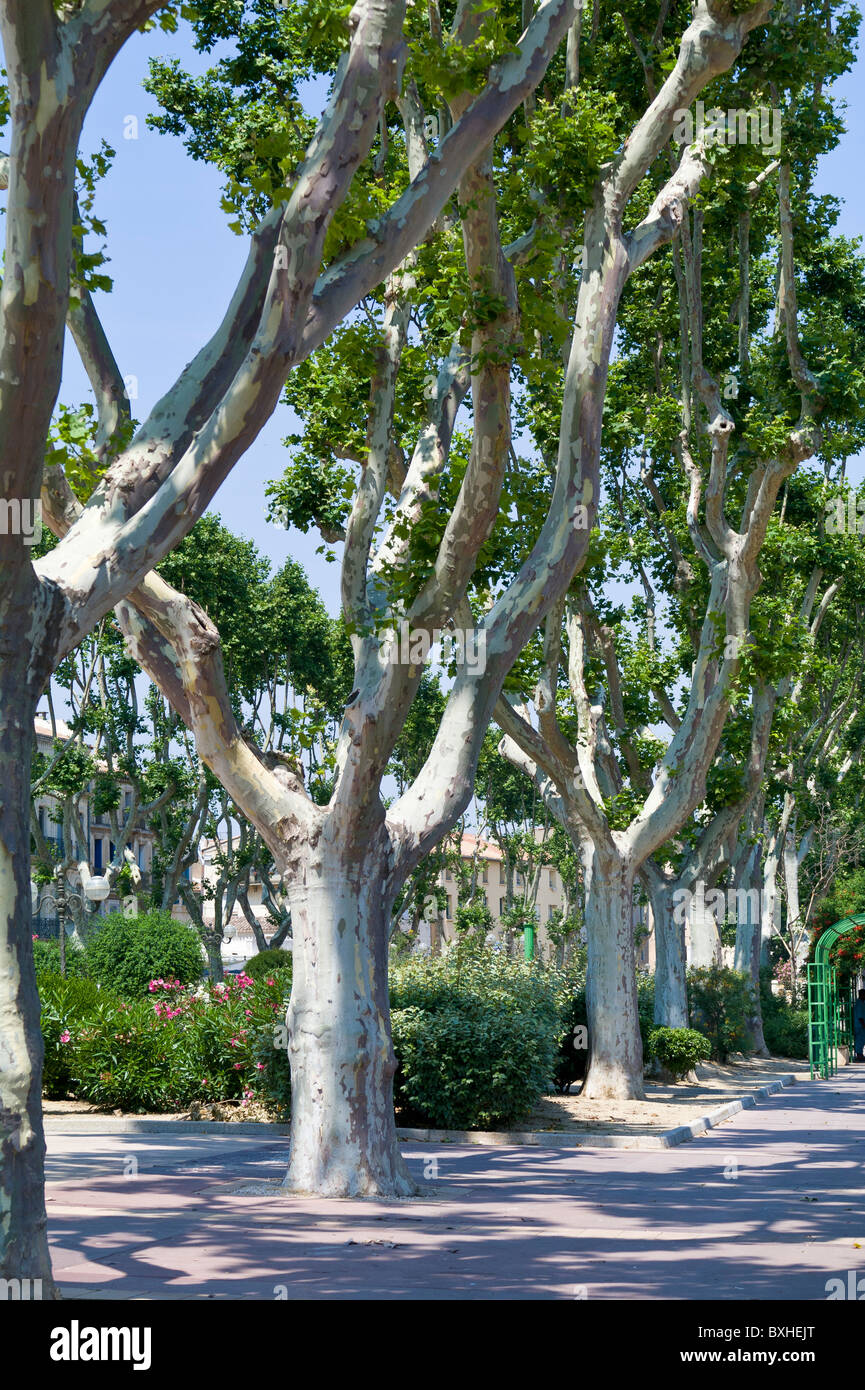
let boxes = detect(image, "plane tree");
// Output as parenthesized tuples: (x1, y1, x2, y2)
(96, 0, 779, 1190)
(495, 1, 860, 1098)
(1, 0, 584, 1286)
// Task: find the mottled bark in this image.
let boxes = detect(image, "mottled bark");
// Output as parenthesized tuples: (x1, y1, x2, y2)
(643, 870, 688, 1029)
(284, 835, 415, 1198)
(582, 848, 645, 1101)
(0, 580, 59, 1289)
(732, 831, 769, 1055)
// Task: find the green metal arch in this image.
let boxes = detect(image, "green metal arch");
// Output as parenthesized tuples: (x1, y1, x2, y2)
(808, 913, 865, 1079)
(813, 911, 865, 963)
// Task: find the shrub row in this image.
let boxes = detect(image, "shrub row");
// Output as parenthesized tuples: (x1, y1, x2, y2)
(37, 932, 806, 1129)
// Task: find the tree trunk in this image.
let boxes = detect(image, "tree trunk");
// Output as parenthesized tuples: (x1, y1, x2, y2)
(0, 664, 58, 1291)
(760, 824, 783, 968)
(582, 848, 645, 1101)
(284, 848, 416, 1197)
(205, 937, 224, 983)
(648, 875, 688, 1028)
(687, 887, 721, 968)
(733, 843, 769, 1056)
(782, 828, 806, 1005)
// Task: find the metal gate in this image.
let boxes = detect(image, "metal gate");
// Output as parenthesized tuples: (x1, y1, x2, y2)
(808, 912, 865, 1079)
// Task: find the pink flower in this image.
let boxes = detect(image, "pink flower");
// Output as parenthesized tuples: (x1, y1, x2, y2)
(59, 1031, 71, 1044)
(256, 1062, 265, 1071)
(32, 934, 38, 941)
(266, 978, 275, 987)
(233, 1062, 243, 1070)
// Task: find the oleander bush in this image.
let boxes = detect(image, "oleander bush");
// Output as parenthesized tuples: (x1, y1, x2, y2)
(40, 972, 103, 1099)
(37, 969, 289, 1111)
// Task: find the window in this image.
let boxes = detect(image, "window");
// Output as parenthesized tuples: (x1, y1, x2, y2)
(445, 868, 452, 881)
(479, 865, 488, 883)
(515, 870, 524, 887)
(548, 903, 556, 921)
(93, 837, 103, 871)
(499, 898, 506, 917)
(549, 869, 557, 890)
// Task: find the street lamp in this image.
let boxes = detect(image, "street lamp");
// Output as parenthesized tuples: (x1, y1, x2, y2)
(33, 866, 110, 977)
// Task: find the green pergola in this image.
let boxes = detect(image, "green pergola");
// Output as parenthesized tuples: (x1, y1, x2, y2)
(807, 912, 865, 1079)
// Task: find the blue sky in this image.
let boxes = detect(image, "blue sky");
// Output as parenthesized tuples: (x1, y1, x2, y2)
(57, 19, 864, 617)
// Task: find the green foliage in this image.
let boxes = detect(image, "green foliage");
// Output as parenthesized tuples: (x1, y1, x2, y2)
(39, 973, 103, 1100)
(688, 965, 755, 1062)
(83, 911, 204, 998)
(646, 1026, 711, 1079)
(389, 941, 568, 1129)
(244, 949, 293, 983)
(759, 970, 809, 1059)
(32, 935, 88, 979)
(37, 970, 288, 1112)
(454, 894, 494, 937)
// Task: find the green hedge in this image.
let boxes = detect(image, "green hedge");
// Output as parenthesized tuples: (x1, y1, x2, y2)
(646, 1026, 711, 1078)
(83, 910, 204, 998)
(244, 948, 293, 983)
(32, 935, 88, 979)
(760, 970, 809, 1058)
(388, 942, 569, 1129)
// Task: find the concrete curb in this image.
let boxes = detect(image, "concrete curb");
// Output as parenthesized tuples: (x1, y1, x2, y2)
(44, 1117, 292, 1137)
(43, 1074, 798, 1151)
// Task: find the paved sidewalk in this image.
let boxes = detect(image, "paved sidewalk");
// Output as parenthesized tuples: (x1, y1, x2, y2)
(47, 1068, 865, 1300)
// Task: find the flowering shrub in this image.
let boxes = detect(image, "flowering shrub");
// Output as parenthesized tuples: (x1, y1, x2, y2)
(40, 974, 103, 1099)
(37, 969, 290, 1112)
